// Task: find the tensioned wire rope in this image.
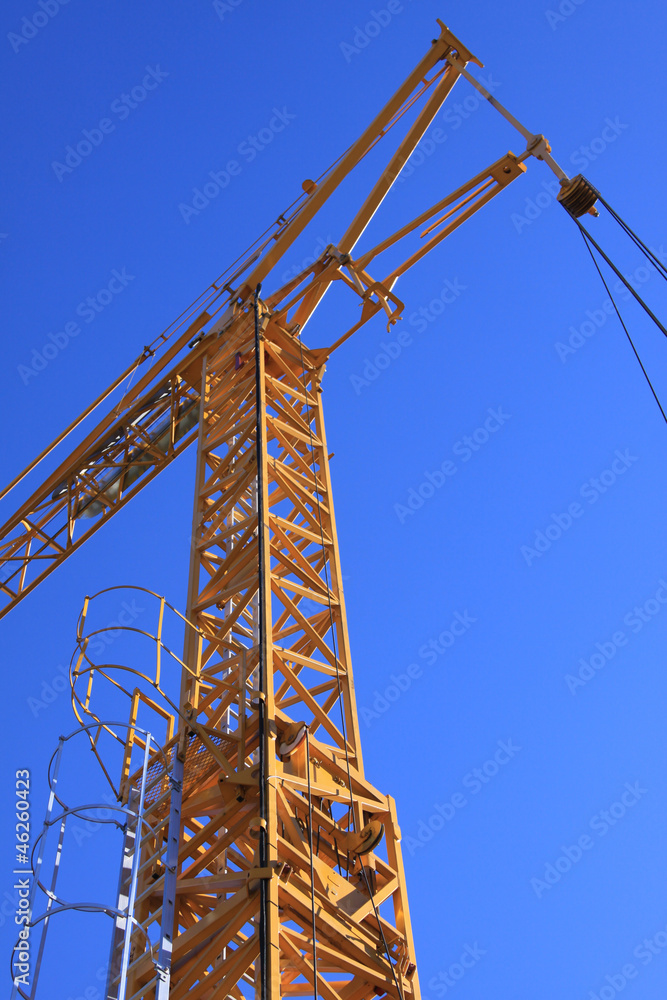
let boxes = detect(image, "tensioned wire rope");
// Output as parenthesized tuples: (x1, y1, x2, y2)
(305, 728, 320, 1000)
(575, 226, 667, 424)
(592, 188, 667, 283)
(255, 178, 667, 1000)
(1, 63, 446, 510)
(562, 191, 667, 425)
(294, 325, 406, 1000)
(293, 183, 667, 997)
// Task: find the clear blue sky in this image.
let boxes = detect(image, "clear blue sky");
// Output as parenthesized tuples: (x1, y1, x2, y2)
(1, 1, 667, 998)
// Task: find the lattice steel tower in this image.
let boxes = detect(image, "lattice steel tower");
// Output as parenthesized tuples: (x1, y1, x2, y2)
(2, 20, 597, 1000)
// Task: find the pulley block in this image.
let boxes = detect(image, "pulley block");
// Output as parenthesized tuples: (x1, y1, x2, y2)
(558, 174, 598, 217)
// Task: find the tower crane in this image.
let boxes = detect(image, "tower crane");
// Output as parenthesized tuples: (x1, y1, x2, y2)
(4, 21, 599, 1000)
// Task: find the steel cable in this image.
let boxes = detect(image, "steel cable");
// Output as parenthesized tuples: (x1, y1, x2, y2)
(564, 207, 667, 425)
(305, 729, 319, 1000)
(593, 189, 667, 282)
(295, 333, 358, 848)
(576, 228, 667, 424)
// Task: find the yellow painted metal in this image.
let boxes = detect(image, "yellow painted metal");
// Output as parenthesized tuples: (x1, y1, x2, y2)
(0, 21, 532, 620)
(0, 19, 562, 998)
(140, 304, 421, 997)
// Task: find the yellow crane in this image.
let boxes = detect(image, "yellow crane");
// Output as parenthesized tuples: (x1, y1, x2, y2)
(4, 21, 598, 1000)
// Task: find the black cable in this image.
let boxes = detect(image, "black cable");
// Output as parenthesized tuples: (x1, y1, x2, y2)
(333, 836, 343, 877)
(295, 333, 358, 849)
(294, 333, 405, 999)
(359, 864, 405, 1000)
(305, 729, 319, 1000)
(594, 189, 667, 282)
(565, 211, 667, 340)
(253, 285, 270, 1000)
(576, 228, 667, 425)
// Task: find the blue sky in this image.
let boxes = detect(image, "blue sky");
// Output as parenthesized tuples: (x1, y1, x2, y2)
(1, 1, 667, 998)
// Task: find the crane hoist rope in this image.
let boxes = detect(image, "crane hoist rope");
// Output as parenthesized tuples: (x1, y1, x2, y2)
(559, 187, 667, 424)
(576, 226, 667, 425)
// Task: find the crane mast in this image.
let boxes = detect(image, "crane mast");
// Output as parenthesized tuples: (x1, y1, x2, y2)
(3, 19, 596, 1000)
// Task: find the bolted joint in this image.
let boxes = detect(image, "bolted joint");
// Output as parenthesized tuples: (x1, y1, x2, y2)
(526, 133, 552, 159)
